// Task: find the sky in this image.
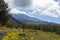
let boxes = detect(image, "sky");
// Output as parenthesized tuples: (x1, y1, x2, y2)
(4, 0, 60, 24)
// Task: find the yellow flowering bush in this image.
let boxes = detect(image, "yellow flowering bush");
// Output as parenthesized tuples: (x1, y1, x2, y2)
(3, 31, 28, 40)
(31, 36, 34, 40)
(2, 30, 60, 40)
(3, 32, 20, 40)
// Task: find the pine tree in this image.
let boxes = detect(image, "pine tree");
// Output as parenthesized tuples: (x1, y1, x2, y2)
(0, 0, 9, 26)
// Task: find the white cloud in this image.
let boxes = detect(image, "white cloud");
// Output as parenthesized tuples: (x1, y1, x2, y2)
(4, 0, 15, 8)
(41, 3, 60, 18)
(10, 8, 34, 17)
(30, 0, 57, 9)
(4, 0, 60, 18)
(30, 0, 60, 18)
(10, 8, 20, 14)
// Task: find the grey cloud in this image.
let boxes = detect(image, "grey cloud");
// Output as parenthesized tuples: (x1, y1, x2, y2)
(54, 0, 58, 2)
(54, 0, 60, 6)
(13, 0, 32, 7)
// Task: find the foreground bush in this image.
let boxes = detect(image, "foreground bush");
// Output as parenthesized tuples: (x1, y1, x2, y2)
(3, 32, 20, 40)
(2, 29, 60, 40)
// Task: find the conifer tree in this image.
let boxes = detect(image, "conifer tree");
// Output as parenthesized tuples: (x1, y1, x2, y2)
(0, 0, 9, 26)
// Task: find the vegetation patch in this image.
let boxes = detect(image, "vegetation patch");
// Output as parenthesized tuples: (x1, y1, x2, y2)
(2, 29, 60, 40)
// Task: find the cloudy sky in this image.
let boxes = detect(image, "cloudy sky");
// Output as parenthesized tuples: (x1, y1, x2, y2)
(4, 0, 60, 24)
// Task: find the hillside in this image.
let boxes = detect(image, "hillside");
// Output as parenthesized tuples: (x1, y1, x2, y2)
(6, 16, 60, 34)
(6, 16, 21, 27)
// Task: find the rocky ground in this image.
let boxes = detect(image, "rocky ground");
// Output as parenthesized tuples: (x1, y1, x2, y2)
(0, 32, 7, 40)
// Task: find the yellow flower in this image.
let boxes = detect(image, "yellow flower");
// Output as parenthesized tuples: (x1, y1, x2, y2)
(31, 36, 34, 40)
(3, 32, 20, 40)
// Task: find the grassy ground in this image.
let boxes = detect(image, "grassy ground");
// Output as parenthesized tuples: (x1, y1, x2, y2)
(2, 29, 60, 40)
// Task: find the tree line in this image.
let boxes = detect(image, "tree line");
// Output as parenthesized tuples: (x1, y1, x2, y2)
(18, 24, 60, 34)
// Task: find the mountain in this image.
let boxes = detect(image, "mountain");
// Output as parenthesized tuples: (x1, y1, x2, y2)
(11, 13, 56, 24)
(11, 13, 46, 24)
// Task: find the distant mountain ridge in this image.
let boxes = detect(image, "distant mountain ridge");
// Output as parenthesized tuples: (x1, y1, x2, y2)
(11, 13, 57, 24)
